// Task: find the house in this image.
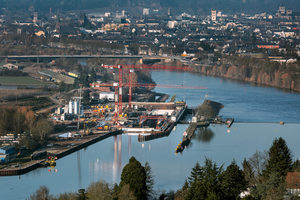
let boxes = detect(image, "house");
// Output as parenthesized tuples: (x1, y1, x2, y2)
(0, 145, 15, 155)
(286, 172, 300, 195)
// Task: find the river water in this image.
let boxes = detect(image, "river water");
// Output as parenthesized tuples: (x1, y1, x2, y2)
(1, 71, 300, 199)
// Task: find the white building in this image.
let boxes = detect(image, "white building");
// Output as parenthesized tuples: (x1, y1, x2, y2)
(100, 92, 115, 100)
(211, 9, 217, 21)
(143, 8, 150, 16)
(167, 21, 177, 29)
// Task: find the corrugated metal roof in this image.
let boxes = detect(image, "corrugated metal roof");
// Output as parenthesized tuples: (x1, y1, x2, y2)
(52, 74, 75, 84)
(0, 145, 14, 151)
(39, 70, 59, 77)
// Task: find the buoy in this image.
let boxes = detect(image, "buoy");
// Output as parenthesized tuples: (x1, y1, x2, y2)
(245, 89, 246, 91)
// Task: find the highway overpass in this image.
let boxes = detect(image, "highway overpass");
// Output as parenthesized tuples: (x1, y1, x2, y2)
(5, 54, 172, 63)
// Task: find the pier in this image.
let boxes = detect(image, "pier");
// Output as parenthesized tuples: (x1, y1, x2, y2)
(176, 100, 228, 154)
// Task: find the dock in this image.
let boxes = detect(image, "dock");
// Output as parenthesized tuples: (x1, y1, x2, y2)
(136, 104, 187, 142)
(176, 100, 227, 154)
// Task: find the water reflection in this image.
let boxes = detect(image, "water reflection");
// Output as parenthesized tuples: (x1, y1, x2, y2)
(194, 127, 215, 143)
(77, 151, 82, 188)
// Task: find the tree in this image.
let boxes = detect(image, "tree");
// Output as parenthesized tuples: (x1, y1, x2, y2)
(263, 137, 293, 178)
(242, 158, 255, 186)
(118, 184, 137, 200)
(24, 110, 36, 133)
(82, 90, 90, 104)
(55, 192, 77, 200)
(145, 162, 155, 199)
(292, 159, 300, 172)
(251, 172, 286, 200)
(86, 180, 112, 200)
(100, 72, 109, 83)
(188, 162, 202, 186)
(32, 119, 53, 140)
(28, 185, 54, 200)
(59, 81, 67, 92)
(119, 157, 147, 200)
(185, 158, 223, 200)
(248, 150, 269, 178)
(221, 160, 248, 199)
(90, 67, 97, 83)
(77, 189, 86, 200)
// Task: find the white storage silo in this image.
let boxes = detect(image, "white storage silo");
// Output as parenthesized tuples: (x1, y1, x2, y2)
(69, 100, 73, 114)
(74, 100, 79, 114)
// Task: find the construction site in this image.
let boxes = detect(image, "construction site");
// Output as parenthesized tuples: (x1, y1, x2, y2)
(51, 64, 207, 141)
(1, 64, 228, 176)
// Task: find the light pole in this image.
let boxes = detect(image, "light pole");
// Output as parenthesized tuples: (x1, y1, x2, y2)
(77, 85, 82, 131)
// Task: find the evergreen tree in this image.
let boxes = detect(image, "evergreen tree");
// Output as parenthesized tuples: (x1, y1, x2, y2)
(185, 158, 223, 200)
(90, 67, 97, 82)
(187, 162, 202, 186)
(77, 189, 86, 200)
(263, 137, 293, 178)
(144, 162, 155, 199)
(82, 90, 90, 104)
(242, 158, 255, 186)
(100, 72, 109, 83)
(221, 160, 248, 199)
(292, 159, 300, 172)
(119, 157, 147, 200)
(182, 179, 189, 190)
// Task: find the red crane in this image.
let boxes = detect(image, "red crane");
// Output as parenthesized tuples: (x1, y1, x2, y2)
(94, 64, 207, 116)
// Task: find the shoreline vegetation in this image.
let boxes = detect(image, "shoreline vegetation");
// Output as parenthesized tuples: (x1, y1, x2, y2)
(25, 137, 300, 200)
(188, 56, 300, 92)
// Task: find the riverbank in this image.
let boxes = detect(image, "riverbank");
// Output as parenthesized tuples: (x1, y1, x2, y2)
(0, 130, 121, 176)
(189, 62, 300, 92)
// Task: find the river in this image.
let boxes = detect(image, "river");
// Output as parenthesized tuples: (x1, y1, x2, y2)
(1, 71, 300, 199)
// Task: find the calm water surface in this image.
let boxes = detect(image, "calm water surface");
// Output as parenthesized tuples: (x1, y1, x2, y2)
(1, 71, 300, 199)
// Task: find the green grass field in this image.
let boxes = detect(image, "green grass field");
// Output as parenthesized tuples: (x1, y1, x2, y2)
(0, 77, 49, 85)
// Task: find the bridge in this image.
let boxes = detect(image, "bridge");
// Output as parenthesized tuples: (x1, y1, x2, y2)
(5, 54, 173, 64)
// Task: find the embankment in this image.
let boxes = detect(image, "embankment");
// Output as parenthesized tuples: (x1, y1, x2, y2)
(0, 130, 121, 176)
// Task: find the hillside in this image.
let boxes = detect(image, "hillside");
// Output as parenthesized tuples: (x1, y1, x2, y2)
(0, 0, 299, 15)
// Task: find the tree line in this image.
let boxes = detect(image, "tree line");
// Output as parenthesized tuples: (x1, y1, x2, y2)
(0, 68, 28, 77)
(0, 106, 53, 150)
(191, 56, 300, 91)
(27, 137, 300, 200)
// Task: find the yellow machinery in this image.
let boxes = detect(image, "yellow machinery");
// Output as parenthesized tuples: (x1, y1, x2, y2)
(84, 124, 90, 134)
(45, 156, 57, 166)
